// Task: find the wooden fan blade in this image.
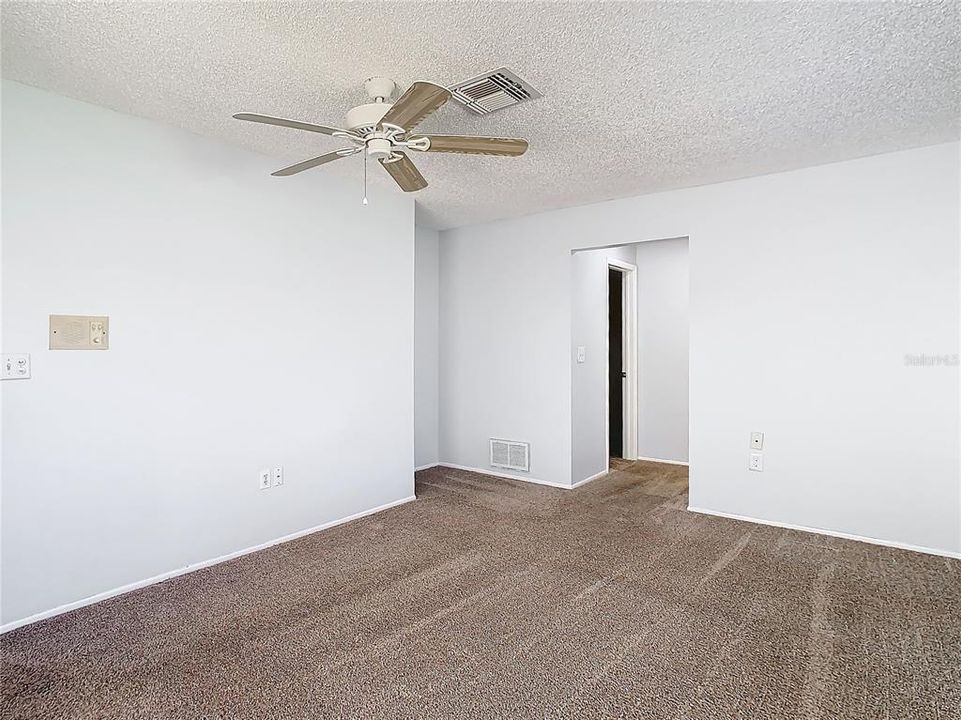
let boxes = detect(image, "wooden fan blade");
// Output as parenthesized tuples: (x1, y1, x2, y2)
(233, 112, 349, 137)
(415, 135, 529, 156)
(380, 153, 427, 192)
(379, 82, 450, 132)
(271, 149, 356, 177)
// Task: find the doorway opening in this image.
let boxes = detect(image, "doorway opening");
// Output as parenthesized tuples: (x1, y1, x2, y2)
(607, 259, 637, 468)
(608, 268, 624, 458)
(570, 239, 689, 487)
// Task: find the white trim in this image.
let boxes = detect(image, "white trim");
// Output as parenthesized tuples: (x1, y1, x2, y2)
(437, 463, 571, 489)
(569, 236, 689, 254)
(571, 469, 608, 488)
(688, 506, 961, 560)
(635, 456, 689, 466)
(414, 462, 439, 472)
(604, 266, 611, 468)
(611, 259, 638, 462)
(1, 495, 417, 634)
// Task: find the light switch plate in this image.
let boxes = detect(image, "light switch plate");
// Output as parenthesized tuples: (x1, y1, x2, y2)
(273, 466, 284, 486)
(2, 354, 30, 380)
(50, 315, 109, 350)
(750, 432, 764, 450)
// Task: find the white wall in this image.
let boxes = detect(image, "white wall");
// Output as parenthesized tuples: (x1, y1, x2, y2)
(571, 244, 636, 484)
(439, 142, 960, 555)
(439, 228, 572, 485)
(414, 224, 439, 469)
(635, 238, 689, 463)
(0, 81, 417, 627)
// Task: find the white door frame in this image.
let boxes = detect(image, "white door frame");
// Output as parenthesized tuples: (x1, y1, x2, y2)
(606, 259, 638, 464)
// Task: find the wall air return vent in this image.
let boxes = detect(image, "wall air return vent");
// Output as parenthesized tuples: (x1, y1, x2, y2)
(490, 439, 531, 472)
(450, 68, 541, 115)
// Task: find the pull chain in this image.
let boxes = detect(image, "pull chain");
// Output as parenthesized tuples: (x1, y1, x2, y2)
(362, 151, 369, 206)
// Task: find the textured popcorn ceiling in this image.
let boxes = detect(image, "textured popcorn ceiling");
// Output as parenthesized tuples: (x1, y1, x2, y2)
(2, 1, 959, 229)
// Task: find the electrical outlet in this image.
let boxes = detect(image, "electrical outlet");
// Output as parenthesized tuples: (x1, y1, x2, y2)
(273, 466, 284, 487)
(1, 354, 30, 380)
(749, 453, 763, 472)
(750, 432, 764, 450)
(258, 469, 271, 490)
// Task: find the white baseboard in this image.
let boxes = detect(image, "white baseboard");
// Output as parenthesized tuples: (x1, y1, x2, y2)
(634, 456, 689, 466)
(571, 469, 608, 488)
(437, 463, 572, 489)
(414, 463, 439, 472)
(1, 494, 417, 634)
(688, 506, 961, 560)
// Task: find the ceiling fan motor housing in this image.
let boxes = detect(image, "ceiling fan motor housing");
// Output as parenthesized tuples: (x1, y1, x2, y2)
(345, 102, 393, 134)
(366, 138, 392, 160)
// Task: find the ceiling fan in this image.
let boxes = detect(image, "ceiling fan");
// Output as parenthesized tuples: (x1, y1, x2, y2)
(233, 77, 528, 192)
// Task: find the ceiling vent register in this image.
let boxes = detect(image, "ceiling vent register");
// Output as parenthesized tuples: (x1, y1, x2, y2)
(450, 68, 541, 115)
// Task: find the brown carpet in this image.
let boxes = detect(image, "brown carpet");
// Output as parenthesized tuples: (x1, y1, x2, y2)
(2, 461, 959, 719)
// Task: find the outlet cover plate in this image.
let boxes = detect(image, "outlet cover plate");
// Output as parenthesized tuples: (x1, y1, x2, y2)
(2, 354, 31, 380)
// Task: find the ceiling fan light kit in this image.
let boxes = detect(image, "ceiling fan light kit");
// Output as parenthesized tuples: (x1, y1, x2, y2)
(233, 76, 529, 196)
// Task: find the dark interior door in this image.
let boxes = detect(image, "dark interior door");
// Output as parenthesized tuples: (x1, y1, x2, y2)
(608, 268, 623, 458)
